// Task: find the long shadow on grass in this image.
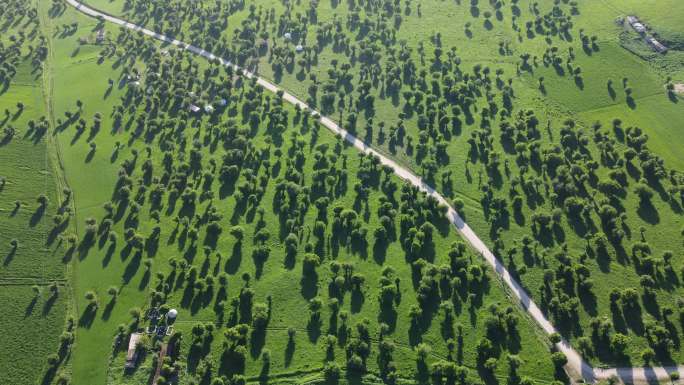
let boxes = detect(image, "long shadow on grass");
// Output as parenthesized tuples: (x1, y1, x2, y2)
(24, 296, 38, 317)
(637, 200, 660, 224)
(122, 250, 142, 284)
(79, 304, 97, 328)
(29, 204, 46, 227)
(3, 247, 16, 266)
(43, 294, 58, 316)
(102, 298, 116, 321)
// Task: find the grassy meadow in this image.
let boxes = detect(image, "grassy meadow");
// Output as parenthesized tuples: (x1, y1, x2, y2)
(1, 0, 684, 384)
(45, 4, 558, 384)
(0, 1, 71, 384)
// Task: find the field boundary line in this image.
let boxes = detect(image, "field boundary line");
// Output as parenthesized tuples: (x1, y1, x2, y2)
(38, 0, 81, 383)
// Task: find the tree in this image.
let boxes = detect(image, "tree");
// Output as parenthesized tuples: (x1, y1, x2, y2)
(323, 361, 341, 382)
(415, 343, 431, 363)
(550, 352, 567, 368)
(634, 182, 654, 203)
(108, 286, 119, 298)
(641, 347, 655, 365)
(611, 333, 629, 355)
(47, 353, 60, 367)
(259, 348, 271, 365)
(37, 194, 49, 207)
(284, 233, 298, 257)
(303, 253, 320, 273)
(129, 307, 142, 320)
(55, 372, 70, 385)
(484, 357, 497, 372)
(230, 226, 244, 241)
(84, 290, 98, 306)
(549, 332, 561, 344)
(252, 303, 269, 329)
(49, 282, 59, 297)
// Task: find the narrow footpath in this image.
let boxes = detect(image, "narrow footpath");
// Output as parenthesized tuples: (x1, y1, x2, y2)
(65, 0, 684, 382)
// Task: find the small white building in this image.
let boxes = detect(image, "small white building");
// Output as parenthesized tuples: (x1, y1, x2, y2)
(647, 37, 668, 53)
(295, 44, 304, 53)
(204, 105, 215, 113)
(283, 32, 292, 40)
(167, 308, 178, 322)
(632, 22, 646, 34)
(125, 333, 142, 369)
(189, 105, 201, 113)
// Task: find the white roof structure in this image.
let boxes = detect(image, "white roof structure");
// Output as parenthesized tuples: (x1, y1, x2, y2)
(189, 105, 200, 113)
(647, 38, 668, 53)
(295, 44, 304, 52)
(283, 32, 292, 40)
(204, 105, 215, 113)
(167, 308, 178, 320)
(125, 332, 142, 368)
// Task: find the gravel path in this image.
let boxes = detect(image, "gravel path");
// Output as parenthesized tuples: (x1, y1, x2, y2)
(65, 0, 684, 382)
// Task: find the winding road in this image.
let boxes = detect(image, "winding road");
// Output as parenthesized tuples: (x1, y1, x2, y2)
(65, 0, 683, 382)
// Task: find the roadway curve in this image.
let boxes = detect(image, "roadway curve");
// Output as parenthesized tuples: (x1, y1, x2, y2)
(65, 0, 683, 382)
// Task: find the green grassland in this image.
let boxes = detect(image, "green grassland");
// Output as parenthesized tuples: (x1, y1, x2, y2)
(0, 285, 68, 385)
(2, 0, 684, 384)
(579, 93, 684, 170)
(0, 70, 64, 280)
(43, 4, 558, 385)
(74, 0, 684, 369)
(0, 2, 70, 384)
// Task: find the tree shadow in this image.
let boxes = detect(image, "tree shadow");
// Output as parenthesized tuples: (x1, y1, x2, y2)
(300, 270, 318, 300)
(626, 95, 637, 109)
(637, 201, 660, 224)
(42, 294, 58, 316)
(3, 247, 16, 266)
(24, 296, 38, 317)
(250, 327, 267, 359)
(29, 204, 46, 227)
(350, 287, 364, 313)
(79, 303, 98, 328)
(102, 298, 116, 321)
(122, 250, 142, 284)
(284, 338, 295, 367)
